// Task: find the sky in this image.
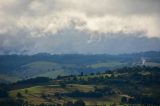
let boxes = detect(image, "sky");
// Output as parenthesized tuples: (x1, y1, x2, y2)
(0, 0, 160, 54)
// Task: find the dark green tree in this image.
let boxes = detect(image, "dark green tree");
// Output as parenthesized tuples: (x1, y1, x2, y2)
(74, 99, 85, 106)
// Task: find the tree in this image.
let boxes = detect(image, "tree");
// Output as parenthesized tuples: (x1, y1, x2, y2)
(39, 103, 46, 106)
(80, 72, 84, 76)
(57, 75, 62, 79)
(121, 97, 127, 103)
(41, 93, 47, 99)
(73, 76, 77, 81)
(110, 73, 115, 78)
(25, 89, 28, 94)
(60, 83, 66, 88)
(90, 73, 95, 75)
(74, 99, 85, 106)
(0, 89, 8, 98)
(63, 101, 74, 106)
(0, 98, 25, 106)
(16, 92, 23, 98)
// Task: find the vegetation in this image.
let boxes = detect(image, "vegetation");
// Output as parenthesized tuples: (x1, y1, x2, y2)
(0, 52, 160, 82)
(0, 66, 159, 105)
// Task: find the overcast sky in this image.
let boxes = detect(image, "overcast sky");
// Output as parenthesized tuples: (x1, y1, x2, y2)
(0, 0, 160, 54)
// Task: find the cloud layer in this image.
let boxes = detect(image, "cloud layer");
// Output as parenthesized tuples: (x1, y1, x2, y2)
(0, 0, 160, 54)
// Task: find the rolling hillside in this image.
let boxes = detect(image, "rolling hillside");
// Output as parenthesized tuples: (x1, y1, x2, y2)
(0, 51, 160, 83)
(11, 61, 79, 80)
(6, 66, 160, 106)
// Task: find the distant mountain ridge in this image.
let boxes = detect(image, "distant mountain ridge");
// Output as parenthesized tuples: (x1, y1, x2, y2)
(0, 51, 160, 83)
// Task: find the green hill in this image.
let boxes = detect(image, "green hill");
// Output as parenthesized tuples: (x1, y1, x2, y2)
(6, 66, 160, 106)
(0, 51, 160, 83)
(12, 61, 79, 80)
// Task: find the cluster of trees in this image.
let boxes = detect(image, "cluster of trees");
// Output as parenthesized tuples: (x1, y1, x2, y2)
(55, 90, 103, 98)
(121, 95, 160, 105)
(53, 86, 115, 99)
(58, 66, 160, 86)
(0, 99, 85, 106)
(0, 99, 25, 106)
(0, 66, 160, 105)
(0, 89, 8, 98)
(55, 66, 160, 105)
(37, 100, 85, 106)
(11, 77, 51, 89)
(94, 86, 116, 96)
(63, 100, 85, 106)
(0, 83, 9, 98)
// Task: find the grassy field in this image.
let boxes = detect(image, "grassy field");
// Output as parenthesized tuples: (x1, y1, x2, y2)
(78, 73, 112, 80)
(144, 61, 160, 67)
(0, 74, 20, 83)
(5, 66, 160, 106)
(87, 61, 128, 69)
(13, 61, 80, 79)
(9, 84, 121, 105)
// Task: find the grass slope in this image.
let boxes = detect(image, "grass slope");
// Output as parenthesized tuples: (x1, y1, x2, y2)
(13, 61, 79, 79)
(9, 84, 118, 105)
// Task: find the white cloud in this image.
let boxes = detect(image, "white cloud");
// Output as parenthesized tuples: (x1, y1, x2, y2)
(0, 0, 160, 54)
(0, 0, 159, 38)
